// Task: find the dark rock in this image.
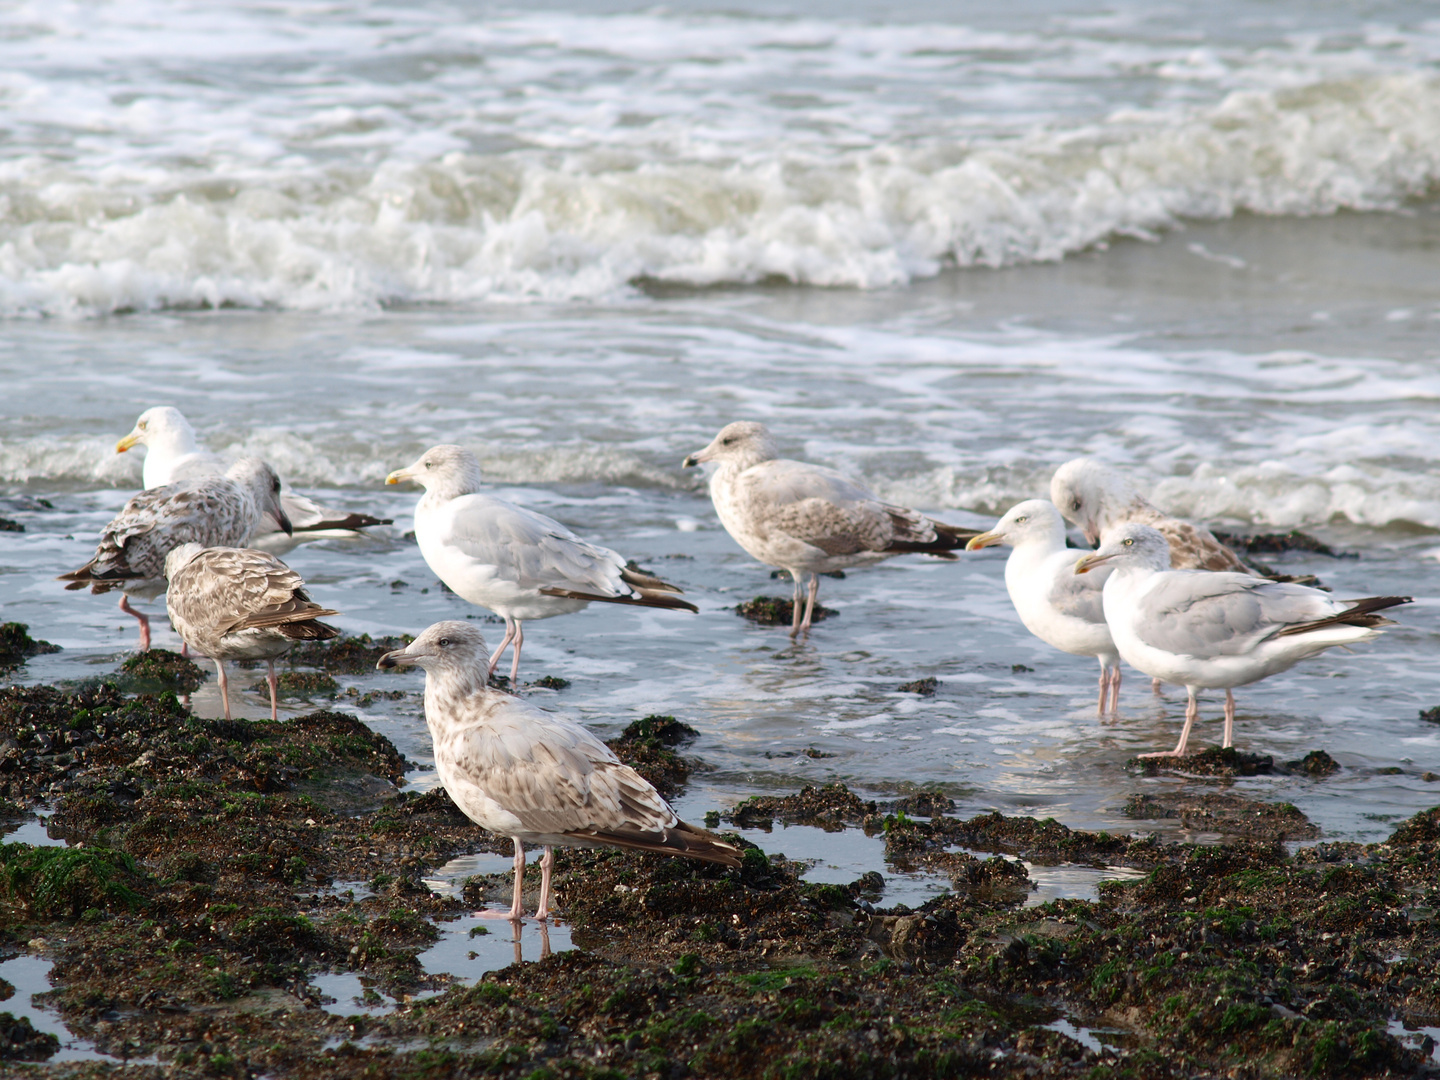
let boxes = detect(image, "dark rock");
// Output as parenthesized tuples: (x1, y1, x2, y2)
(0, 1012, 58, 1061)
(0, 624, 60, 670)
(734, 595, 836, 625)
(606, 715, 701, 797)
(1011, 664, 1034, 673)
(897, 676, 937, 695)
(1420, 705, 1440, 724)
(253, 671, 340, 698)
(1287, 749, 1340, 777)
(726, 783, 877, 831)
(286, 633, 415, 675)
(1128, 745, 1274, 777)
(0, 518, 22, 533)
(531, 675, 571, 690)
(1123, 791, 1320, 840)
(119, 648, 205, 694)
(887, 791, 956, 818)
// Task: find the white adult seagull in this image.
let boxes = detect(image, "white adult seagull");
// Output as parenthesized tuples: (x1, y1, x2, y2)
(59, 459, 292, 651)
(1075, 523, 1409, 757)
(683, 421, 979, 635)
(378, 621, 742, 920)
(116, 406, 390, 555)
(966, 499, 1121, 714)
(386, 445, 696, 684)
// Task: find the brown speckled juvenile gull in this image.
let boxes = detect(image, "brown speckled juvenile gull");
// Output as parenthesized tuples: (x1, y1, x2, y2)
(164, 543, 339, 720)
(385, 444, 695, 685)
(58, 458, 292, 651)
(377, 621, 742, 921)
(1050, 458, 1250, 572)
(683, 421, 980, 635)
(116, 406, 391, 556)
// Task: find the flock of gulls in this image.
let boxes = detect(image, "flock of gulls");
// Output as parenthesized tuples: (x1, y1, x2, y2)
(52, 408, 1409, 920)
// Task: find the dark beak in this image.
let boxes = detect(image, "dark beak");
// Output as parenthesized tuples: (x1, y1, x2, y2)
(682, 454, 700, 468)
(274, 508, 294, 536)
(376, 648, 412, 670)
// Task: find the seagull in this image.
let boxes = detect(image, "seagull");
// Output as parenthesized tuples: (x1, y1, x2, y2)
(165, 543, 340, 720)
(116, 407, 391, 555)
(386, 445, 697, 684)
(1075, 523, 1409, 757)
(966, 499, 1121, 714)
(58, 459, 292, 651)
(1050, 457, 1251, 572)
(683, 421, 980, 635)
(377, 621, 742, 920)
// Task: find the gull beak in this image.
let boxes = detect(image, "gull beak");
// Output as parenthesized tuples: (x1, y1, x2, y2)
(274, 508, 294, 536)
(1082, 525, 1101, 546)
(1074, 552, 1116, 575)
(681, 452, 704, 468)
(385, 467, 411, 486)
(965, 531, 1003, 552)
(377, 645, 419, 670)
(116, 431, 141, 454)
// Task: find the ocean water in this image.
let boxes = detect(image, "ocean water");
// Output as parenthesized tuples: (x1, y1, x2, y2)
(3, 0, 1439, 850)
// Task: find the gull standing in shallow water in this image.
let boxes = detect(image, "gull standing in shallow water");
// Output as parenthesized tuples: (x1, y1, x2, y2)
(386, 445, 696, 685)
(966, 500, 1121, 715)
(165, 544, 340, 720)
(1075, 523, 1410, 757)
(58, 458, 292, 651)
(377, 622, 742, 920)
(116, 407, 391, 555)
(683, 422, 980, 635)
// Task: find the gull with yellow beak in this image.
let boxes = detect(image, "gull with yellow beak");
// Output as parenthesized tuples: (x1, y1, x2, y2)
(386, 445, 696, 684)
(967, 499, 1121, 714)
(1075, 523, 1409, 757)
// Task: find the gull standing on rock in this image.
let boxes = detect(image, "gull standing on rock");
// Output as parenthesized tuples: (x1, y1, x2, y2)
(386, 445, 696, 684)
(966, 500, 1121, 714)
(378, 621, 742, 920)
(165, 543, 340, 720)
(116, 407, 391, 555)
(1075, 523, 1409, 757)
(58, 458, 292, 651)
(683, 421, 980, 635)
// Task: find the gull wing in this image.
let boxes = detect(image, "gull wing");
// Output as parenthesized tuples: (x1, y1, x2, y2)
(1132, 573, 1338, 657)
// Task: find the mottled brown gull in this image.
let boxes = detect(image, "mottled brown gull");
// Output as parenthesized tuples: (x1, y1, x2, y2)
(966, 499, 1121, 714)
(58, 458, 292, 651)
(1075, 523, 1409, 756)
(165, 543, 340, 720)
(385, 445, 696, 685)
(683, 421, 980, 635)
(377, 621, 741, 920)
(116, 406, 391, 555)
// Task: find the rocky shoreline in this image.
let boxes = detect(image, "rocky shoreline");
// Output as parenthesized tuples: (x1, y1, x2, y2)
(0, 631, 1435, 1078)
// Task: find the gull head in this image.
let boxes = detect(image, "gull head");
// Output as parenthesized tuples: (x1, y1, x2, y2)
(117, 406, 196, 456)
(1074, 522, 1171, 575)
(386, 444, 484, 500)
(225, 457, 293, 536)
(377, 621, 489, 680)
(966, 499, 1067, 552)
(1050, 458, 1136, 545)
(163, 542, 206, 581)
(683, 421, 779, 470)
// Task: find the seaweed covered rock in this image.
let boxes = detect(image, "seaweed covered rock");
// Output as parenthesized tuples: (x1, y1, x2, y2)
(1128, 745, 1275, 777)
(119, 648, 206, 694)
(726, 782, 877, 831)
(606, 714, 700, 797)
(0, 623, 59, 670)
(1124, 791, 1320, 840)
(734, 595, 836, 625)
(253, 671, 340, 699)
(0, 1012, 58, 1061)
(0, 843, 147, 921)
(285, 633, 415, 675)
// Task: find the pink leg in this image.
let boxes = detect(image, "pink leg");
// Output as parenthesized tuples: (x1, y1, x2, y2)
(1096, 668, 1107, 716)
(215, 660, 231, 720)
(508, 839, 526, 921)
(266, 660, 279, 722)
(180, 642, 189, 658)
(537, 919, 552, 960)
(119, 595, 151, 651)
(1140, 688, 1199, 758)
(509, 621, 524, 686)
(535, 846, 555, 920)
(1151, 677, 1163, 695)
(1108, 665, 1122, 715)
(799, 573, 819, 633)
(1222, 690, 1235, 748)
(789, 575, 803, 636)
(487, 617, 517, 678)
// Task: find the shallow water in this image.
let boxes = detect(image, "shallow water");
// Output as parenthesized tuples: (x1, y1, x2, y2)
(3, 0, 1439, 855)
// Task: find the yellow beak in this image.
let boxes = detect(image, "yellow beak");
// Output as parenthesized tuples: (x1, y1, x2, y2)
(1073, 552, 1115, 575)
(965, 531, 1003, 551)
(385, 468, 409, 486)
(115, 432, 141, 453)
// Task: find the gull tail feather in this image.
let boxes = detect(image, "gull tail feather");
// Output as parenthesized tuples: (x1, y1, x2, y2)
(1274, 595, 1412, 638)
(882, 515, 980, 559)
(620, 562, 684, 594)
(538, 586, 698, 613)
(565, 821, 743, 867)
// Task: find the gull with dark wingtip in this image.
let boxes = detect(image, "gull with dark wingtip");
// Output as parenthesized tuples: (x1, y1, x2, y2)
(377, 621, 741, 921)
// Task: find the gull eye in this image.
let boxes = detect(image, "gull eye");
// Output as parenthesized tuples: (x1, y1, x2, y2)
(1072, 499, 1081, 512)
(437, 637, 451, 647)
(1122, 537, 1134, 546)
(138, 420, 147, 430)
(424, 460, 433, 469)
(1015, 516, 1027, 524)
(722, 437, 735, 446)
